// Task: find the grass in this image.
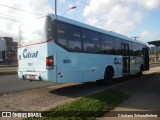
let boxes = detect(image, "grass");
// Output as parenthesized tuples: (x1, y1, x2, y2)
(25, 90, 129, 120)
(0, 70, 17, 75)
(150, 61, 160, 64)
(0, 64, 17, 67)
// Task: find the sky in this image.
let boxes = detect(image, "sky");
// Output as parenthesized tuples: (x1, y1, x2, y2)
(0, 0, 159, 43)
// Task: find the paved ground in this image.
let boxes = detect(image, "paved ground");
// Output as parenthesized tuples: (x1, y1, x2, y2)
(0, 75, 58, 94)
(98, 66, 160, 120)
(150, 63, 160, 68)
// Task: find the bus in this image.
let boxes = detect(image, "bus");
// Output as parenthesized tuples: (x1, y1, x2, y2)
(18, 14, 149, 85)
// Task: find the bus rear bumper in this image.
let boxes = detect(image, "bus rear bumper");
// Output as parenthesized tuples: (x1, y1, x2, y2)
(22, 74, 42, 81)
(18, 69, 57, 82)
(18, 72, 42, 81)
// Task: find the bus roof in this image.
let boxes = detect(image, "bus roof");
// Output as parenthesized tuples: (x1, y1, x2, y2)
(49, 14, 146, 46)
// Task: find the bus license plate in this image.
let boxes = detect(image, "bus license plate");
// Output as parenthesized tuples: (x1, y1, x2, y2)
(29, 75, 35, 80)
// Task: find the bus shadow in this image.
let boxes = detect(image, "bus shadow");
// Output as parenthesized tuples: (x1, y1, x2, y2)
(48, 75, 138, 98)
(49, 82, 106, 98)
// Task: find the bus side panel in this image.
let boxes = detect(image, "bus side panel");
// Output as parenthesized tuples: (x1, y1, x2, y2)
(56, 45, 123, 83)
(113, 56, 123, 77)
(130, 56, 144, 75)
(56, 50, 84, 83)
(101, 55, 123, 78)
(83, 54, 102, 82)
(56, 48, 103, 83)
(57, 46, 122, 83)
(130, 56, 137, 74)
(136, 56, 144, 73)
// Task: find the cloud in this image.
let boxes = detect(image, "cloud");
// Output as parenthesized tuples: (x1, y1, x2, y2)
(140, 31, 160, 38)
(0, 0, 52, 40)
(137, 0, 160, 10)
(59, 0, 66, 3)
(83, 0, 160, 36)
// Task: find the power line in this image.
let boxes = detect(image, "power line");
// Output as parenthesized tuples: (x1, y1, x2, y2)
(0, 12, 21, 20)
(0, 3, 42, 15)
(0, 16, 21, 22)
(68, 0, 88, 7)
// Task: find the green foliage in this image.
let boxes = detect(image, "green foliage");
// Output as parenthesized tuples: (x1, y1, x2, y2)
(0, 70, 17, 75)
(25, 90, 129, 120)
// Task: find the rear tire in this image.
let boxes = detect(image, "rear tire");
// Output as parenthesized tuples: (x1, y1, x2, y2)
(137, 65, 142, 77)
(103, 68, 113, 85)
(96, 79, 103, 85)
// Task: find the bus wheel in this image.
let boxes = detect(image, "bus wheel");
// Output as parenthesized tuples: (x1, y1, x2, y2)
(137, 65, 142, 77)
(103, 68, 113, 85)
(96, 79, 103, 85)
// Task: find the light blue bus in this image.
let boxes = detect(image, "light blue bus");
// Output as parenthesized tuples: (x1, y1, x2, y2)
(18, 14, 149, 85)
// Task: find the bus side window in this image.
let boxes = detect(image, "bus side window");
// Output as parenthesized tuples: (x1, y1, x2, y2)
(57, 22, 68, 48)
(132, 42, 137, 56)
(68, 26, 82, 51)
(136, 43, 140, 56)
(129, 42, 134, 56)
(57, 21, 82, 52)
(100, 34, 114, 54)
(138, 44, 143, 57)
(114, 38, 121, 55)
(82, 29, 100, 53)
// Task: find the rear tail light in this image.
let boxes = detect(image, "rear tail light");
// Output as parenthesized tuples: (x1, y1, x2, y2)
(46, 56, 54, 70)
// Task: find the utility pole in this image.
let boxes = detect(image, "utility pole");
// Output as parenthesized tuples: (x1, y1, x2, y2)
(55, 0, 57, 15)
(131, 36, 139, 40)
(55, 0, 57, 18)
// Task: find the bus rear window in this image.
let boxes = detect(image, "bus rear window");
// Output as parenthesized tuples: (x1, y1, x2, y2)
(19, 16, 52, 46)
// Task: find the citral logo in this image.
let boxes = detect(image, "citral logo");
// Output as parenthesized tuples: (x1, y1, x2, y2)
(23, 49, 38, 58)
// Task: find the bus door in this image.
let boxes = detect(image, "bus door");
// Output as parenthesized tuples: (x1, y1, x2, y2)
(143, 47, 149, 70)
(121, 43, 130, 75)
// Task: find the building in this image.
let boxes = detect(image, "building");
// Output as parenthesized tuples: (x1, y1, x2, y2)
(0, 37, 18, 63)
(148, 40, 160, 62)
(0, 38, 7, 62)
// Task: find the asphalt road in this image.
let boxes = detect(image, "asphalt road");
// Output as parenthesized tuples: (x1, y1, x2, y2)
(0, 75, 58, 94)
